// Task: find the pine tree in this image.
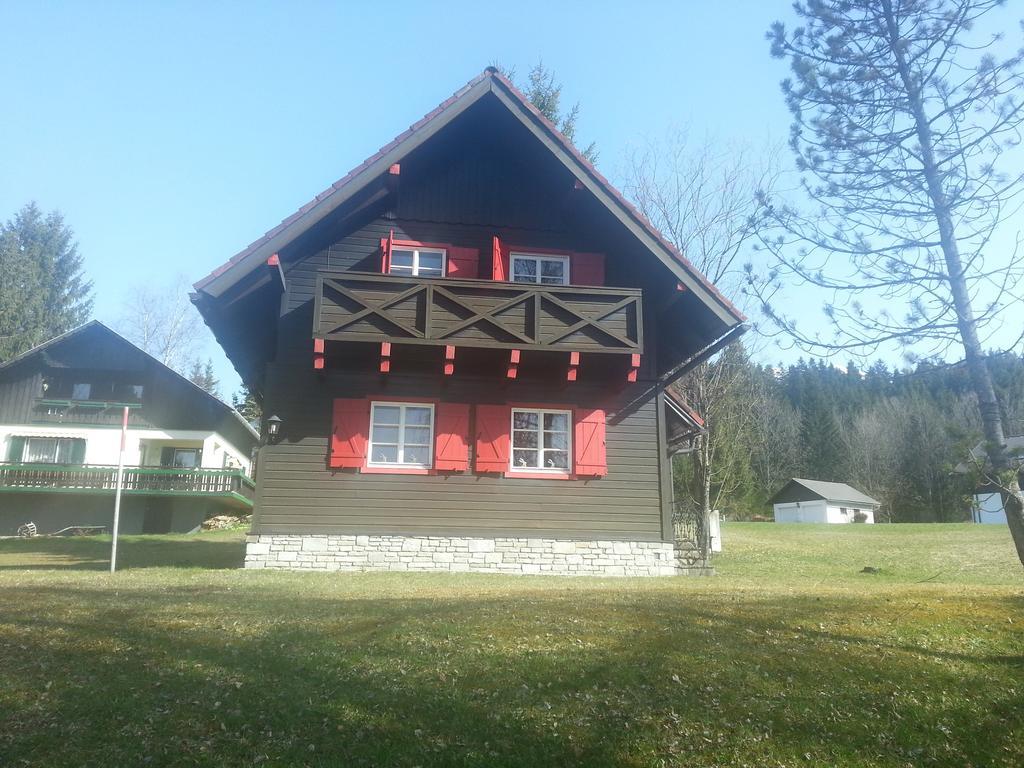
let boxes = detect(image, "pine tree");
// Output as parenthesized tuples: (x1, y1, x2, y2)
(799, 395, 844, 481)
(493, 62, 598, 163)
(187, 358, 220, 397)
(755, 0, 1024, 564)
(231, 385, 262, 426)
(0, 203, 93, 360)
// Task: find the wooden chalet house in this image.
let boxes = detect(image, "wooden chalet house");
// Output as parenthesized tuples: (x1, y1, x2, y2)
(0, 322, 258, 535)
(193, 68, 746, 576)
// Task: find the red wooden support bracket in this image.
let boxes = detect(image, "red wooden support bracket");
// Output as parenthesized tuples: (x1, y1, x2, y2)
(444, 345, 456, 376)
(567, 351, 580, 382)
(506, 349, 520, 379)
(313, 338, 325, 370)
(676, 282, 686, 292)
(388, 163, 401, 176)
(627, 353, 641, 383)
(267, 253, 286, 291)
(380, 342, 392, 374)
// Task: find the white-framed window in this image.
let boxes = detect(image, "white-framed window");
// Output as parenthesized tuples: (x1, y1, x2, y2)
(389, 246, 446, 277)
(23, 437, 77, 464)
(510, 408, 571, 472)
(368, 402, 435, 468)
(511, 253, 569, 285)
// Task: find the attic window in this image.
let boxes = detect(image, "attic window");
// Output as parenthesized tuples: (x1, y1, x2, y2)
(72, 383, 92, 400)
(389, 247, 445, 278)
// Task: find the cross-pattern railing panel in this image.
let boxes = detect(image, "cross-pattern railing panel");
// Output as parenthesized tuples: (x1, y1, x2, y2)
(314, 272, 643, 354)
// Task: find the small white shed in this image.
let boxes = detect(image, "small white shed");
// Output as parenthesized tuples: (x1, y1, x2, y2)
(770, 478, 880, 524)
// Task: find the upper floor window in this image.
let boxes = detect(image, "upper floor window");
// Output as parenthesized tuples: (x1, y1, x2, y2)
(72, 382, 92, 400)
(511, 253, 569, 285)
(368, 402, 434, 468)
(510, 408, 571, 471)
(389, 247, 445, 278)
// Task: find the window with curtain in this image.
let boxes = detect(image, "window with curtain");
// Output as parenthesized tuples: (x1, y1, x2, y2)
(510, 409, 571, 471)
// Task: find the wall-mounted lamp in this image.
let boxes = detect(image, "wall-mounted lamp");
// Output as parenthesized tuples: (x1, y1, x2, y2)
(266, 414, 283, 443)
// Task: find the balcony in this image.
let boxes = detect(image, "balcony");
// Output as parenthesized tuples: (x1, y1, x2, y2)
(314, 272, 643, 355)
(0, 464, 255, 507)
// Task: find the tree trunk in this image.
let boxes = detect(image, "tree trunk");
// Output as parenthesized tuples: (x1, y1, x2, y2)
(700, 435, 713, 562)
(883, 0, 1024, 565)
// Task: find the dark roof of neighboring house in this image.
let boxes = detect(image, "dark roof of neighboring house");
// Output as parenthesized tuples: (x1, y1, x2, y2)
(0, 321, 258, 441)
(192, 67, 745, 328)
(770, 478, 881, 507)
(955, 436, 1024, 474)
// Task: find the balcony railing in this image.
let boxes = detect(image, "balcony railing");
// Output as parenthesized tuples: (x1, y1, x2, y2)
(314, 272, 643, 354)
(0, 464, 255, 505)
(33, 399, 150, 427)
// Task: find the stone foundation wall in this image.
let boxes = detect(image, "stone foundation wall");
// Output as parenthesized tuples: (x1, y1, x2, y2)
(244, 534, 686, 576)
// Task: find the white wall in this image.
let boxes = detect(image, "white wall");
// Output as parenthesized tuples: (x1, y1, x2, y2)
(972, 492, 1007, 525)
(774, 500, 875, 524)
(0, 425, 251, 473)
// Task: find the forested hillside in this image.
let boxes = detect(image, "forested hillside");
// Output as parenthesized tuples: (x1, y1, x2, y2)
(673, 347, 1024, 523)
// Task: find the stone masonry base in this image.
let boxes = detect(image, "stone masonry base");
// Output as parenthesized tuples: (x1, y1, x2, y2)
(244, 534, 705, 576)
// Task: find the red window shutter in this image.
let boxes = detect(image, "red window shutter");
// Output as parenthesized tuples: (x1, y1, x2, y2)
(571, 252, 605, 286)
(434, 402, 471, 471)
(330, 398, 369, 468)
(380, 229, 394, 273)
(492, 236, 510, 281)
(475, 404, 511, 472)
(574, 408, 608, 477)
(446, 247, 480, 279)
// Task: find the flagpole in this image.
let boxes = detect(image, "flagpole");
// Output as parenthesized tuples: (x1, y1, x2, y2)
(110, 406, 129, 574)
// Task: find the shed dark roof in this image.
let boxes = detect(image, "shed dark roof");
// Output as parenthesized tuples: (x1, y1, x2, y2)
(770, 478, 880, 507)
(192, 67, 744, 328)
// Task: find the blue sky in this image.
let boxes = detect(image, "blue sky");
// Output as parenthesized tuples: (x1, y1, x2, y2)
(1, 1, 1018, 394)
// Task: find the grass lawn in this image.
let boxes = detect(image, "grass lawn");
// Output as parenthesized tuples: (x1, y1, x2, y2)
(0, 524, 1021, 767)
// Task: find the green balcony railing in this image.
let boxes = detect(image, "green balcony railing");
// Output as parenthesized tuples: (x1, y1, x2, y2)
(0, 463, 255, 505)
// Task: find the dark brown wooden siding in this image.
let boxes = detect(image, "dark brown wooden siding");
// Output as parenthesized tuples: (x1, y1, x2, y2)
(0, 370, 42, 424)
(255, 367, 665, 540)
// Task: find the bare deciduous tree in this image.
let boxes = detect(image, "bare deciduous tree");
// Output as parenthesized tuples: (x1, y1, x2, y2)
(625, 129, 779, 546)
(117, 275, 204, 375)
(752, 0, 1024, 564)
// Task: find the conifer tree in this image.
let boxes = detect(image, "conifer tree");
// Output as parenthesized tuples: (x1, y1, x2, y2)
(754, 0, 1024, 564)
(0, 203, 93, 360)
(187, 358, 220, 397)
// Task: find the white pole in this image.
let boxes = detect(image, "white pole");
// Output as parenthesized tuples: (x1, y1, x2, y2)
(110, 406, 129, 574)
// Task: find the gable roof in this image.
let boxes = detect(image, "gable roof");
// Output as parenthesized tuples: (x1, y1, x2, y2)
(192, 67, 744, 327)
(770, 478, 880, 507)
(955, 436, 1024, 474)
(0, 321, 258, 440)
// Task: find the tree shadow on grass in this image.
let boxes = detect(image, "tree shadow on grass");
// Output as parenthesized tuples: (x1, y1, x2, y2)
(1, 582, 1021, 767)
(0, 533, 245, 570)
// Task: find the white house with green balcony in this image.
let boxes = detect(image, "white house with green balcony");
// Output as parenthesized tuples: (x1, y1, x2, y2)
(0, 322, 258, 535)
